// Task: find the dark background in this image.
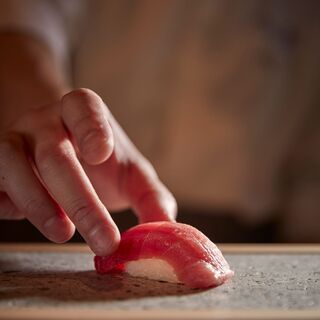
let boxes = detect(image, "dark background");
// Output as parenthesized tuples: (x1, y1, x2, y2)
(0, 208, 279, 244)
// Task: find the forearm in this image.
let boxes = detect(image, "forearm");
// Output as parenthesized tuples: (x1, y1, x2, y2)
(0, 32, 70, 128)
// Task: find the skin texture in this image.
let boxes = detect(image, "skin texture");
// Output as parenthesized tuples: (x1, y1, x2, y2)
(95, 222, 234, 288)
(0, 33, 177, 256)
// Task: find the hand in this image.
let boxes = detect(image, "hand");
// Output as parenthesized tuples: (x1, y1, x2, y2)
(0, 88, 177, 255)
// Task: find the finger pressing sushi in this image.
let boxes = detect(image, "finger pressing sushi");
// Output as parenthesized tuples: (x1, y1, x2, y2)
(94, 222, 234, 289)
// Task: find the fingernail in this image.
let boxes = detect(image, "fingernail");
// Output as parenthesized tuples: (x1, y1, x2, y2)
(88, 223, 120, 256)
(43, 216, 74, 243)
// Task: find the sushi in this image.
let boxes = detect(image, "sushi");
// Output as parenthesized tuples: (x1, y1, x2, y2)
(94, 222, 234, 288)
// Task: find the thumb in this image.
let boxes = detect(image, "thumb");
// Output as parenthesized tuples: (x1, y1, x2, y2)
(125, 160, 177, 223)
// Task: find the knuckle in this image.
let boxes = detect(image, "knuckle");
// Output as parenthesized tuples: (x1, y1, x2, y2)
(80, 125, 107, 150)
(67, 198, 95, 225)
(24, 198, 48, 216)
(62, 88, 102, 111)
(35, 139, 73, 170)
(62, 88, 109, 141)
(75, 114, 104, 140)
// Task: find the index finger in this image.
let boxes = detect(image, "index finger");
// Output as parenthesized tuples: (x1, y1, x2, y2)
(61, 89, 114, 166)
(34, 133, 120, 256)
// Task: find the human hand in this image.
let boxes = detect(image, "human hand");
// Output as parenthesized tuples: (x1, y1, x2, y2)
(0, 88, 177, 255)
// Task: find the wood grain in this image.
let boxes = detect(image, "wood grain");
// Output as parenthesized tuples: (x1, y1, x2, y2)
(1, 308, 320, 320)
(0, 243, 320, 253)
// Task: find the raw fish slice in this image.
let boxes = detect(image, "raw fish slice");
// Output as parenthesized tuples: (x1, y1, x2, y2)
(94, 222, 234, 288)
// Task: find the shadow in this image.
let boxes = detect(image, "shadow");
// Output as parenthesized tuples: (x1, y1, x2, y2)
(0, 269, 204, 302)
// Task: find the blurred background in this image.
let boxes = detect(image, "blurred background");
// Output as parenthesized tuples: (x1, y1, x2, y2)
(0, 0, 320, 243)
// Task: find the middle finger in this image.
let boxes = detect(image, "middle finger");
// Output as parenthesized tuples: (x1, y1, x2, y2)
(34, 132, 120, 255)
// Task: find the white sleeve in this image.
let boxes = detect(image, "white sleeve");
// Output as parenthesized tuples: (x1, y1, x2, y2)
(0, 0, 85, 65)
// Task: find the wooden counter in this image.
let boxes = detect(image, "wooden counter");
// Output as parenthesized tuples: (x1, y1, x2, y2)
(0, 244, 319, 319)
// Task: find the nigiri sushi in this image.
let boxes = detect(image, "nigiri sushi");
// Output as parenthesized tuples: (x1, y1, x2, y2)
(94, 222, 234, 288)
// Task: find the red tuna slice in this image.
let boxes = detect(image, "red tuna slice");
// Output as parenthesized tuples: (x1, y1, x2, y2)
(94, 222, 234, 288)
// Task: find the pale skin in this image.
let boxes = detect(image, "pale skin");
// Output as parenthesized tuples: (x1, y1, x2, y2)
(0, 33, 177, 256)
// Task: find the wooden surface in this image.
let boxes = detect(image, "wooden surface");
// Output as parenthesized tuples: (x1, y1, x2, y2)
(0, 244, 320, 320)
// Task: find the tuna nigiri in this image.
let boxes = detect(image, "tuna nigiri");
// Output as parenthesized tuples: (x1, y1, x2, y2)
(94, 222, 234, 288)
